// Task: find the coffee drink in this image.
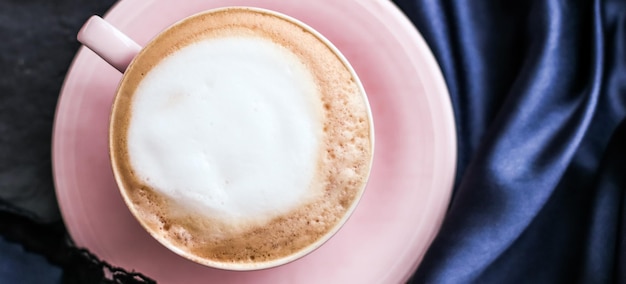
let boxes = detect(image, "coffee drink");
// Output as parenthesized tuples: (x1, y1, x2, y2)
(109, 7, 373, 269)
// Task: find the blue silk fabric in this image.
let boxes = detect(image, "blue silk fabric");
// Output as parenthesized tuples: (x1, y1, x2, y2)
(392, 0, 626, 283)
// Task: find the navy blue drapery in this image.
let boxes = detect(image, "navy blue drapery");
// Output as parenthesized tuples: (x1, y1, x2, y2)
(393, 0, 626, 282)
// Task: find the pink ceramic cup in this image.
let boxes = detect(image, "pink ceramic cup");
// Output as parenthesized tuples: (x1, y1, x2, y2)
(77, 7, 374, 271)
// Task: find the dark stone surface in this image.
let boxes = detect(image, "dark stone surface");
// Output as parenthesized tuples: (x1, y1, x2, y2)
(0, 0, 116, 222)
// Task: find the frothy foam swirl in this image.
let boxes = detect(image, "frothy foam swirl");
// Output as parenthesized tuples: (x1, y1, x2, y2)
(128, 36, 322, 226)
(111, 8, 373, 268)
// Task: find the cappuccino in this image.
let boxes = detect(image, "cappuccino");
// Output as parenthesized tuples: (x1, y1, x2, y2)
(110, 7, 373, 269)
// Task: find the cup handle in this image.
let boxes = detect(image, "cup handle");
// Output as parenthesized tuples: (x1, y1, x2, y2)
(77, 16, 142, 73)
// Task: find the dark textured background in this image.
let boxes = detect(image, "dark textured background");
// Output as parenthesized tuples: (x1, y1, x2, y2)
(0, 0, 116, 222)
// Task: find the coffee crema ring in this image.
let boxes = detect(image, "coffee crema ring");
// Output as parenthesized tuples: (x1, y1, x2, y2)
(109, 7, 374, 270)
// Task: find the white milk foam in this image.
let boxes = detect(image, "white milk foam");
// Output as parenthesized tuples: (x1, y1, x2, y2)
(127, 36, 322, 225)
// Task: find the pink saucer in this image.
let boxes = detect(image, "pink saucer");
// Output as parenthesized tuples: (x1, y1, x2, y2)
(52, 0, 456, 283)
